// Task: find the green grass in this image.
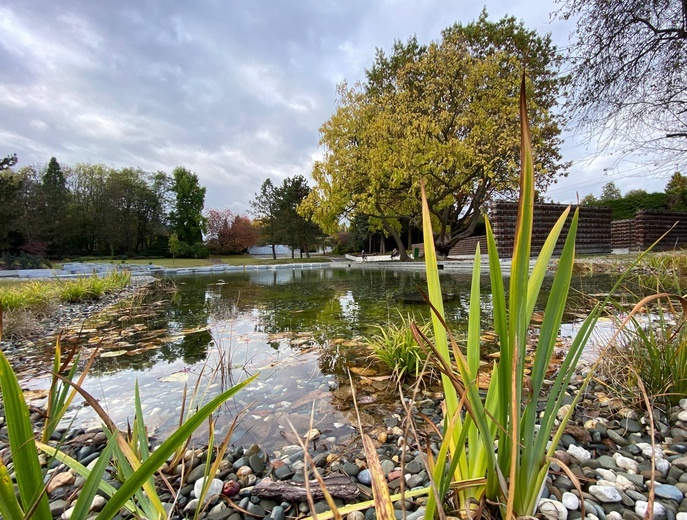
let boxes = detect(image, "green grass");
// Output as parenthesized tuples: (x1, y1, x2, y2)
(601, 300, 687, 408)
(0, 270, 131, 311)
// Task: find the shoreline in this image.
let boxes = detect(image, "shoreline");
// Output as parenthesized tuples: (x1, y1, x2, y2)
(2, 268, 687, 519)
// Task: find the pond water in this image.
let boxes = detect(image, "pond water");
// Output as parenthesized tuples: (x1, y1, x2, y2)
(24, 265, 624, 453)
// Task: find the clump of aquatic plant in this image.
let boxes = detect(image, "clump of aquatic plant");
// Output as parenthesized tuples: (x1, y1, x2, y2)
(57, 270, 131, 302)
(599, 297, 687, 408)
(368, 314, 431, 379)
(0, 270, 131, 310)
(414, 76, 616, 520)
(635, 251, 687, 290)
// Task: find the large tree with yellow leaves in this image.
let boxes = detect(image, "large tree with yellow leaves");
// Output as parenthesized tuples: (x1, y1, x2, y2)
(301, 12, 568, 258)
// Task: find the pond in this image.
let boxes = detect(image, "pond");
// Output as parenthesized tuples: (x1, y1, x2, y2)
(23, 264, 625, 453)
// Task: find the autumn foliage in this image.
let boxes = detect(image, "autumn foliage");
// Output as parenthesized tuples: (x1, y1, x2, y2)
(205, 208, 259, 254)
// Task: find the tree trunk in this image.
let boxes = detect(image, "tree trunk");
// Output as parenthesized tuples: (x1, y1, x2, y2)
(407, 222, 412, 253)
(271, 243, 276, 260)
(379, 216, 412, 261)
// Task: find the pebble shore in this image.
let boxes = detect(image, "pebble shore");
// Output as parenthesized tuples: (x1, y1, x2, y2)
(2, 272, 687, 520)
(2, 371, 687, 520)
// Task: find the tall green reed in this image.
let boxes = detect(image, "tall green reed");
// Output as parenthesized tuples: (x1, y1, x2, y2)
(417, 76, 604, 519)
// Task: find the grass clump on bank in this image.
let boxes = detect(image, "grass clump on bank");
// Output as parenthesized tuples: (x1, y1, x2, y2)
(600, 298, 687, 408)
(0, 270, 131, 312)
(367, 314, 430, 380)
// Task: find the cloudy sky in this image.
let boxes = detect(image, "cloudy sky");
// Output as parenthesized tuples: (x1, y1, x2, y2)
(0, 1, 668, 213)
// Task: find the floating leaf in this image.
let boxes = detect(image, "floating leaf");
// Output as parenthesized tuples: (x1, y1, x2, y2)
(348, 366, 379, 376)
(23, 389, 49, 401)
(100, 350, 128, 358)
(158, 371, 190, 383)
(180, 326, 209, 335)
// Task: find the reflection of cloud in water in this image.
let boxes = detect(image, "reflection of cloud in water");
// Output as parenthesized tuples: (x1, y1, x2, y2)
(560, 315, 644, 364)
(338, 291, 359, 322)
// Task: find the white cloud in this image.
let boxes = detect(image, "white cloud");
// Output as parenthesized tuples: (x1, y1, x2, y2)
(0, 0, 670, 212)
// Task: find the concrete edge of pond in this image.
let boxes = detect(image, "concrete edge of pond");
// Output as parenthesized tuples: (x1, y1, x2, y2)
(0, 256, 534, 279)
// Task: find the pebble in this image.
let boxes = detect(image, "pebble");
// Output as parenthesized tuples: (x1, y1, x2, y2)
(568, 444, 592, 462)
(597, 469, 617, 482)
(194, 478, 223, 504)
(614, 454, 640, 474)
(590, 485, 623, 503)
(636, 501, 667, 520)
(358, 469, 372, 486)
(614, 475, 636, 492)
(654, 484, 685, 502)
(607, 430, 630, 447)
(562, 492, 580, 511)
(539, 498, 569, 520)
(343, 462, 360, 477)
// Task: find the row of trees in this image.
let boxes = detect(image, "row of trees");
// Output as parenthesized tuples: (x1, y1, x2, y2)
(581, 173, 687, 219)
(0, 154, 326, 261)
(0, 157, 213, 259)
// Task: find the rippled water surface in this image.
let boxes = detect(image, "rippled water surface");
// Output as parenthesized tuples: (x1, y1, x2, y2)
(22, 265, 624, 452)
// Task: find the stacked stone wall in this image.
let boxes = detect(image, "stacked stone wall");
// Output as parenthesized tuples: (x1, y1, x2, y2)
(611, 220, 635, 249)
(448, 236, 488, 257)
(488, 202, 612, 258)
(634, 210, 687, 250)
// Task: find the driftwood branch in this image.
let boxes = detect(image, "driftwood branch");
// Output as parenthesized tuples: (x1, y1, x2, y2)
(252, 474, 359, 501)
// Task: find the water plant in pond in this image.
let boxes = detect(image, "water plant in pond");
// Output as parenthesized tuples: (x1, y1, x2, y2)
(367, 314, 431, 380)
(415, 76, 607, 520)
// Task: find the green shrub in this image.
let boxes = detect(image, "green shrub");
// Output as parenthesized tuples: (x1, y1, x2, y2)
(191, 242, 210, 259)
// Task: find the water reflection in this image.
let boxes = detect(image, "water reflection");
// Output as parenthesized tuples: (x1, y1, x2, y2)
(22, 267, 626, 452)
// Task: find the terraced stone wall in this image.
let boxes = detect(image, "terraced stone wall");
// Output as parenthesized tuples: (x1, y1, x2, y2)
(634, 210, 687, 250)
(488, 202, 612, 257)
(611, 220, 635, 249)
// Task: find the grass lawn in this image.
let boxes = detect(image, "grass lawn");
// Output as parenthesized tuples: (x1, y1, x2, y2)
(86, 256, 333, 268)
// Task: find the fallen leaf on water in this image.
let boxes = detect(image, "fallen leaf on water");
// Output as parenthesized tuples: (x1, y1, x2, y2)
(181, 326, 209, 335)
(158, 370, 190, 383)
(23, 389, 49, 401)
(360, 375, 392, 383)
(160, 335, 185, 343)
(100, 350, 128, 358)
(348, 366, 379, 377)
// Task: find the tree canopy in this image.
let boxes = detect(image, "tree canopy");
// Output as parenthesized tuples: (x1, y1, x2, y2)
(665, 172, 687, 193)
(169, 166, 207, 246)
(557, 0, 687, 172)
(252, 175, 323, 258)
(302, 12, 568, 256)
(599, 181, 622, 202)
(205, 208, 259, 255)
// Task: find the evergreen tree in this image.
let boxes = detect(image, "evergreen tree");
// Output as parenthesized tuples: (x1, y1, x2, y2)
(251, 179, 280, 259)
(40, 157, 69, 257)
